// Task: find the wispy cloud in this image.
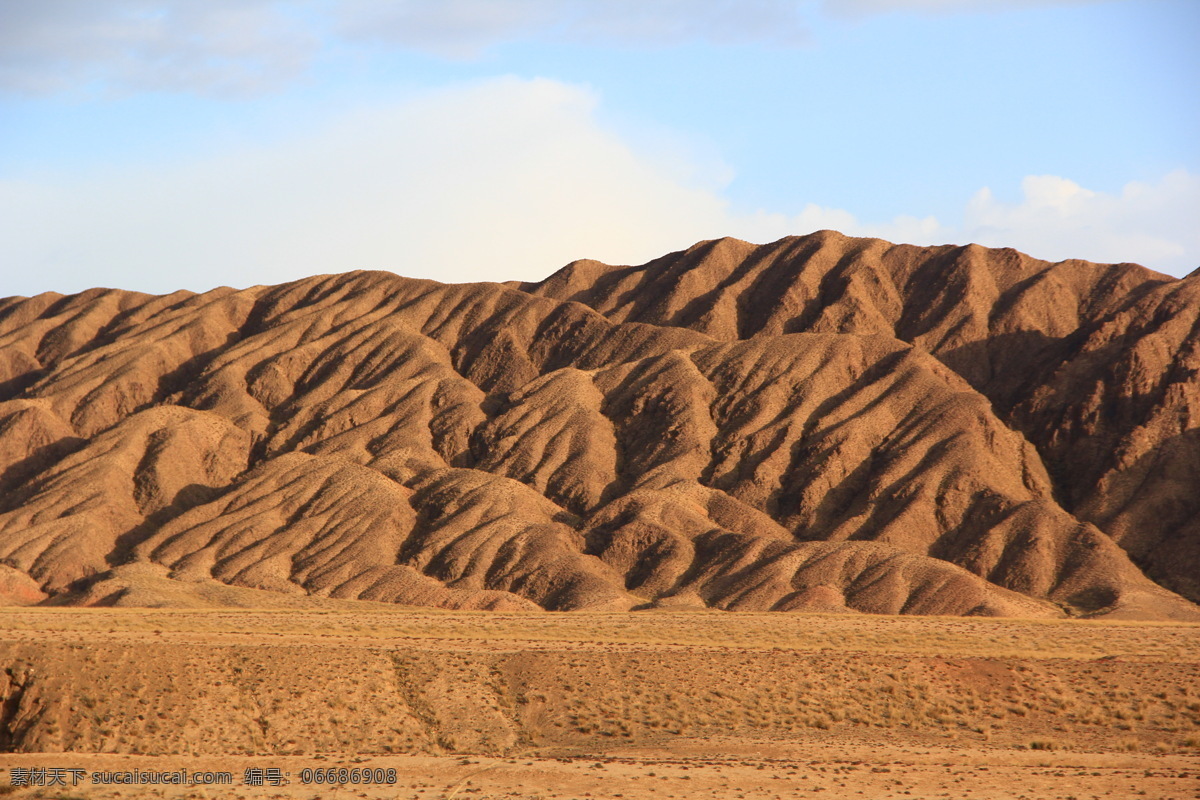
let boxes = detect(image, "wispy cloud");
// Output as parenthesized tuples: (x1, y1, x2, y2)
(823, 0, 1116, 16)
(0, 0, 817, 94)
(0, 0, 1138, 95)
(0, 0, 317, 95)
(334, 0, 812, 57)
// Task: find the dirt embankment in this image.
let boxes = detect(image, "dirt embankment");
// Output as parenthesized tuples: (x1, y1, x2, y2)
(2, 611, 1198, 758)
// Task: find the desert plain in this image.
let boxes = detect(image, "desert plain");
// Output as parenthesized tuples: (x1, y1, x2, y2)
(1, 604, 1199, 799)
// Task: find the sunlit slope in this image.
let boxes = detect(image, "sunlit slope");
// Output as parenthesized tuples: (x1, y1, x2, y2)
(0, 231, 1197, 618)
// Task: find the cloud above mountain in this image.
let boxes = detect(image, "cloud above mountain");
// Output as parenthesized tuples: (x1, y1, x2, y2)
(2, 75, 1194, 298)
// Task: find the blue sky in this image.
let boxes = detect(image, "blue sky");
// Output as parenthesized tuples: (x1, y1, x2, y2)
(1, 0, 1197, 296)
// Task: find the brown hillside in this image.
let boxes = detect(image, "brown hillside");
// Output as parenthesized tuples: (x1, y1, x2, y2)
(0, 233, 1197, 618)
(525, 231, 1200, 605)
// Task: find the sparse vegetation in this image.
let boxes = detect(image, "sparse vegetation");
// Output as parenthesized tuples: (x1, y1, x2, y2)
(0, 608, 1196, 766)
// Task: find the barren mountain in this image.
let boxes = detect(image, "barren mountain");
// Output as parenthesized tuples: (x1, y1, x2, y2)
(1, 231, 1197, 619)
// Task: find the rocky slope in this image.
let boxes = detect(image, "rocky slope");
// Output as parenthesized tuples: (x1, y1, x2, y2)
(0, 231, 1197, 618)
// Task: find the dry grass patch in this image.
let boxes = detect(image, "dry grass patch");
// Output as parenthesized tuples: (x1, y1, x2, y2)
(2, 608, 1198, 661)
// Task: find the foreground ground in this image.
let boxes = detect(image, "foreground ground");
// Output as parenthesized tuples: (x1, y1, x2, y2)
(1, 607, 1198, 799)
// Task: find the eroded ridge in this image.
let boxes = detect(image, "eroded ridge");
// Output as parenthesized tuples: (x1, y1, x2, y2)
(0, 233, 1197, 618)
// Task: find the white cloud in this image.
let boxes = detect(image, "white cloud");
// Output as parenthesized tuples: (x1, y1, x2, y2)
(0, 77, 744, 295)
(959, 170, 1200, 273)
(0, 0, 316, 95)
(1, 77, 1195, 299)
(761, 170, 1200, 276)
(747, 171, 1200, 277)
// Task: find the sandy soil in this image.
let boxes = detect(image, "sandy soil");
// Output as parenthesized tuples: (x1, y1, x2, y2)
(1, 609, 1198, 799)
(3, 746, 1197, 800)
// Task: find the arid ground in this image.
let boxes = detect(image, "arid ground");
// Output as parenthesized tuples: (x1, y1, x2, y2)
(2, 607, 1198, 799)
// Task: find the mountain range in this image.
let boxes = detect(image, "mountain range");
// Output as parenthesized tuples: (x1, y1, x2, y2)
(1, 230, 1197, 619)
